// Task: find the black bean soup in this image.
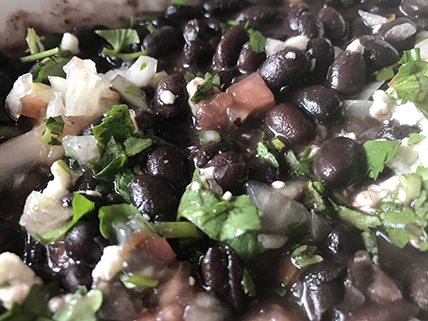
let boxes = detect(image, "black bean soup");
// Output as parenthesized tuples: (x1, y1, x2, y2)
(0, 0, 428, 320)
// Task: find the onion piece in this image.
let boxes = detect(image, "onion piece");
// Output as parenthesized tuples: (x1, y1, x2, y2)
(62, 135, 100, 166)
(110, 75, 150, 112)
(246, 181, 310, 234)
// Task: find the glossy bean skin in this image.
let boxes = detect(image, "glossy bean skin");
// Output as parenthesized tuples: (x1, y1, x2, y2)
(207, 151, 249, 194)
(359, 36, 400, 72)
(258, 48, 310, 91)
(265, 103, 315, 148)
(400, 0, 428, 17)
(128, 175, 179, 221)
(64, 222, 102, 265)
(237, 44, 266, 73)
(203, 0, 242, 15)
(327, 50, 367, 96)
(313, 137, 366, 188)
(306, 37, 335, 83)
(60, 263, 93, 292)
(375, 18, 417, 52)
(213, 26, 249, 70)
(318, 6, 347, 42)
(165, 5, 201, 23)
(191, 142, 232, 168)
(289, 5, 325, 39)
(145, 144, 190, 189)
(143, 26, 183, 57)
(153, 73, 188, 119)
(201, 246, 246, 311)
(235, 6, 281, 29)
(290, 85, 342, 125)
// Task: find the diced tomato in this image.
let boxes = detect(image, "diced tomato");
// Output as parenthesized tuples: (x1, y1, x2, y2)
(123, 232, 176, 263)
(193, 92, 234, 130)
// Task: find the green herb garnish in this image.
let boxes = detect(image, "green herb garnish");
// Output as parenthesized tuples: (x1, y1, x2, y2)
(42, 116, 64, 145)
(285, 148, 312, 177)
(95, 29, 145, 59)
(171, 0, 189, 6)
(120, 273, 159, 289)
(363, 140, 401, 179)
(256, 142, 279, 168)
(190, 73, 221, 103)
(53, 288, 103, 321)
(25, 28, 44, 55)
(248, 29, 266, 54)
(20, 47, 61, 63)
(291, 245, 323, 268)
(408, 133, 426, 146)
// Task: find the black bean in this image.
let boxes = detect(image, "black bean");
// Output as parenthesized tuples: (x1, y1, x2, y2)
(145, 144, 190, 189)
(318, 6, 347, 41)
(289, 6, 325, 39)
(201, 246, 246, 311)
(203, 0, 242, 14)
(72, 170, 98, 191)
(182, 41, 215, 69)
(191, 142, 232, 168)
(404, 263, 428, 314)
(359, 36, 400, 72)
(23, 235, 47, 266)
(265, 103, 316, 148)
(207, 151, 249, 194)
(375, 18, 417, 52)
(326, 224, 363, 255)
(400, 0, 428, 17)
(290, 85, 342, 125)
(258, 48, 310, 91)
(64, 222, 102, 264)
(61, 263, 93, 292)
(153, 73, 188, 119)
(374, 121, 420, 140)
(348, 300, 418, 321)
(248, 159, 279, 184)
(143, 26, 183, 57)
(237, 43, 266, 73)
(128, 175, 178, 221)
(327, 50, 367, 96)
(165, 5, 202, 22)
(71, 25, 107, 58)
(235, 6, 281, 29)
(212, 26, 249, 71)
(306, 37, 335, 83)
(314, 137, 366, 188)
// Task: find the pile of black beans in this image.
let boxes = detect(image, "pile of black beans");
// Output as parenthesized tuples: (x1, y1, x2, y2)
(1, 0, 428, 320)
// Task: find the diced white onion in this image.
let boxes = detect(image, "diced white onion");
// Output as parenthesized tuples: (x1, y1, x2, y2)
(62, 135, 100, 166)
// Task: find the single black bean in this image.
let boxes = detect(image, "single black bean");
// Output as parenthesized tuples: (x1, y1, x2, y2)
(213, 26, 249, 70)
(289, 6, 325, 39)
(326, 224, 363, 256)
(327, 50, 367, 96)
(165, 5, 202, 22)
(375, 18, 417, 52)
(248, 159, 279, 184)
(203, 0, 242, 14)
(182, 41, 215, 69)
(153, 73, 188, 119)
(314, 137, 366, 188)
(291, 85, 342, 125)
(23, 235, 47, 266)
(359, 36, 400, 72)
(61, 263, 93, 292)
(404, 263, 428, 314)
(71, 25, 107, 58)
(235, 6, 281, 28)
(191, 142, 232, 168)
(143, 26, 183, 57)
(201, 246, 246, 311)
(306, 37, 335, 83)
(400, 0, 428, 17)
(64, 222, 102, 264)
(207, 151, 249, 194)
(258, 48, 310, 91)
(237, 43, 266, 73)
(72, 170, 98, 191)
(145, 144, 190, 189)
(318, 6, 347, 41)
(265, 103, 316, 148)
(374, 121, 420, 140)
(128, 175, 178, 221)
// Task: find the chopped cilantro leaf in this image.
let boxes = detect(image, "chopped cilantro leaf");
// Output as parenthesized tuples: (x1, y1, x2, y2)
(291, 245, 323, 268)
(120, 273, 159, 289)
(99, 204, 142, 239)
(95, 29, 143, 59)
(33, 55, 70, 84)
(171, 0, 189, 6)
(408, 133, 425, 146)
(25, 28, 44, 55)
(190, 73, 221, 103)
(53, 288, 103, 321)
(363, 140, 401, 179)
(92, 104, 136, 148)
(256, 142, 279, 168)
(248, 29, 266, 54)
(389, 48, 428, 113)
(285, 148, 312, 177)
(94, 137, 128, 179)
(20, 47, 61, 63)
(42, 116, 64, 145)
(337, 206, 381, 232)
(123, 137, 153, 157)
(114, 170, 136, 203)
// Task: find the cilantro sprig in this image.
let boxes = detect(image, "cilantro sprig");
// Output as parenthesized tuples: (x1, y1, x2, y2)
(42, 116, 65, 145)
(95, 29, 145, 60)
(190, 73, 222, 103)
(363, 140, 401, 180)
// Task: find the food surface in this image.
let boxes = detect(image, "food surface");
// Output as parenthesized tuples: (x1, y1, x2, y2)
(0, 0, 428, 320)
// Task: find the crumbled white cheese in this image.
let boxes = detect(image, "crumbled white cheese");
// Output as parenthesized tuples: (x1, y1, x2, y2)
(346, 39, 364, 54)
(337, 130, 357, 140)
(285, 51, 297, 60)
(284, 35, 310, 51)
(159, 90, 176, 105)
(60, 32, 80, 54)
(186, 77, 205, 115)
(0, 252, 42, 309)
(389, 138, 420, 174)
(271, 181, 286, 189)
(200, 130, 221, 143)
(369, 90, 394, 121)
(352, 190, 380, 213)
(199, 166, 215, 181)
(258, 234, 288, 249)
(43, 160, 73, 200)
(191, 181, 201, 192)
(391, 101, 426, 127)
(416, 38, 428, 62)
(222, 191, 233, 201)
(92, 246, 125, 282)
